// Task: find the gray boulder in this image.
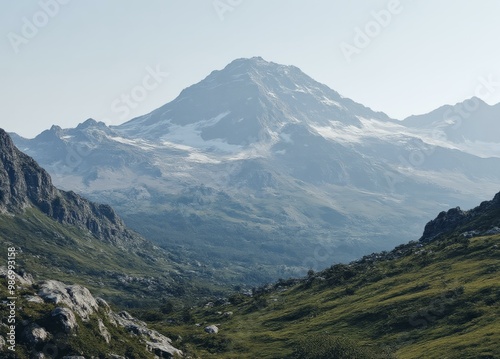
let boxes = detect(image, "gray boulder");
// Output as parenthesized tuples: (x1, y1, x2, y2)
(22, 323, 49, 345)
(51, 307, 78, 333)
(204, 325, 219, 334)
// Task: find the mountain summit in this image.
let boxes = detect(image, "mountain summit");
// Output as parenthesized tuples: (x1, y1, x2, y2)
(116, 57, 390, 148)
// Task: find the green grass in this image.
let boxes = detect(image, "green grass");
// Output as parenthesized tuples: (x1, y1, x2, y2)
(144, 234, 500, 358)
(0, 208, 224, 307)
(0, 277, 155, 359)
(1, 201, 499, 358)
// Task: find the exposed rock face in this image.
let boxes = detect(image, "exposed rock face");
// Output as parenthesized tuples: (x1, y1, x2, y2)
(0, 266, 33, 286)
(98, 318, 111, 343)
(0, 128, 143, 246)
(420, 207, 467, 242)
(420, 191, 500, 242)
(38, 280, 98, 320)
(22, 324, 49, 345)
(0, 274, 183, 358)
(111, 311, 183, 358)
(52, 307, 79, 333)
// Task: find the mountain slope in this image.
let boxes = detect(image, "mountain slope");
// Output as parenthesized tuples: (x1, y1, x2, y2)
(157, 191, 500, 358)
(0, 128, 222, 306)
(402, 97, 500, 158)
(0, 273, 183, 358)
(0, 128, 144, 247)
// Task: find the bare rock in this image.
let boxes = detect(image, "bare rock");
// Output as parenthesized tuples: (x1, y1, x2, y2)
(39, 280, 98, 320)
(111, 311, 182, 358)
(0, 266, 33, 287)
(51, 307, 78, 333)
(22, 323, 49, 345)
(204, 325, 219, 334)
(97, 318, 111, 344)
(24, 295, 44, 303)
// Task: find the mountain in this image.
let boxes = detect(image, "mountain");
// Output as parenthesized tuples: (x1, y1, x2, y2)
(0, 128, 146, 247)
(402, 97, 500, 158)
(153, 191, 500, 358)
(10, 57, 500, 286)
(117, 56, 391, 146)
(0, 128, 222, 306)
(3, 173, 499, 358)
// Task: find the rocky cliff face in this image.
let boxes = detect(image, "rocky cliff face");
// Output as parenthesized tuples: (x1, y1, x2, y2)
(0, 128, 142, 247)
(420, 191, 500, 242)
(0, 268, 183, 358)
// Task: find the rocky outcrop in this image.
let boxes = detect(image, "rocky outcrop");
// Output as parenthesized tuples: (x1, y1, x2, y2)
(98, 318, 111, 343)
(51, 307, 79, 333)
(22, 323, 49, 345)
(419, 207, 468, 242)
(0, 266, 33, 286)
(38, 280, 98, 320)
(0, 272, 183, 358)
(111, 311, 183, 358)
(0, 128, 144, 246)
(420, 191, 500, 242)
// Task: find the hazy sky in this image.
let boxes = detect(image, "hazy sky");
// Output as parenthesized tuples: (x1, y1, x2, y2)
(1, 0, 500, 138)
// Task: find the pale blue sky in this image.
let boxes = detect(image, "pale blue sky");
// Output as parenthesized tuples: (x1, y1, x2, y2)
(1, 0, 500, 137)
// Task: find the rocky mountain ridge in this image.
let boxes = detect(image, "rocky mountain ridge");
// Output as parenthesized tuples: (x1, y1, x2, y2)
(0, 128, 143, 247)
(420, 191, 500, 242)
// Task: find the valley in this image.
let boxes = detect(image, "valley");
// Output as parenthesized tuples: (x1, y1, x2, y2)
(1, 57, 499, 358)
(10, 58, 500, 286)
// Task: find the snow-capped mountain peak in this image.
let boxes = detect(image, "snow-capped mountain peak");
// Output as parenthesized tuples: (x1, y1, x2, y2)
(115, 57, 392, 150)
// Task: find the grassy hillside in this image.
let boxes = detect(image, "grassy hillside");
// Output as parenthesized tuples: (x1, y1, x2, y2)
(0, 208, 223, 307)
(144, 231, 500, 358)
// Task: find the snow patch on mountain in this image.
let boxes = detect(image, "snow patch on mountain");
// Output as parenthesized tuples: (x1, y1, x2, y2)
(160, 116, 244, 154)
(310, 117, 471, 154)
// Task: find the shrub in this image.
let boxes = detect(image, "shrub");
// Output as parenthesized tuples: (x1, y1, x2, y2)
(290, 334, 387, 359)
